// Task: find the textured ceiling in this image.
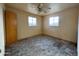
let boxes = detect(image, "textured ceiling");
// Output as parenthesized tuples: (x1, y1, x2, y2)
(5, 3, 79, 16)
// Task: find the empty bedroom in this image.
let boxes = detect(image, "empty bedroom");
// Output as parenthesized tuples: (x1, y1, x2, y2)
(3, 3, 79, 56)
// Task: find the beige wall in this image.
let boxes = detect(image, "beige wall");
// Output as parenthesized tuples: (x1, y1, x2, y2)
(43, 7, 78, 43)
(5, 6, 42, 40)
(17, 12, 42, 40)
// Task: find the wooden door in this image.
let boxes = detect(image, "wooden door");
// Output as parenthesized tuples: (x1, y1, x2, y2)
(5, 11, 17, 47)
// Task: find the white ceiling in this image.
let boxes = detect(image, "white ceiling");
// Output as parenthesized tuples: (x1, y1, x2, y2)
(5, 3, 79, 16)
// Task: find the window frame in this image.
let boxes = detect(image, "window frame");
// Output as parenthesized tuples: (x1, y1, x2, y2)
(49, 16, 59, 27)
(28, 16, 37, 27)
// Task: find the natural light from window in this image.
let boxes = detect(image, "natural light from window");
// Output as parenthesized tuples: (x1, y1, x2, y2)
(49, 16, 59, 26)
(28, 16, 37, 26)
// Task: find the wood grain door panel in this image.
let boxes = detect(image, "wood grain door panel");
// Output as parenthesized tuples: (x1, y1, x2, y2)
(5, 11, 17, 47)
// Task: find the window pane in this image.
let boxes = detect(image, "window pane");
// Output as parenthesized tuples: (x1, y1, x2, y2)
(33, 18, 36, 26)
(28, 17, 33, 26)
(49, 17, 53, 26)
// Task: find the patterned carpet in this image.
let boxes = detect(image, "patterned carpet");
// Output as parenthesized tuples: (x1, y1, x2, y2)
(5, 35, 77, 56)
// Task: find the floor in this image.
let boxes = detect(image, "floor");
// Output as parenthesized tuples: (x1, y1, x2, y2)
(5, 35, 77, 56)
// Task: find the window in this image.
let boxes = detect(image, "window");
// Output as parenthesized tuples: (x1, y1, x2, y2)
(28, 16, 37, 26)
(49, 16, 59, 26)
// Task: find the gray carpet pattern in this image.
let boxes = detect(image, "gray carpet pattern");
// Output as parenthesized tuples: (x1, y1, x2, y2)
(5, 35, 77, 56)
